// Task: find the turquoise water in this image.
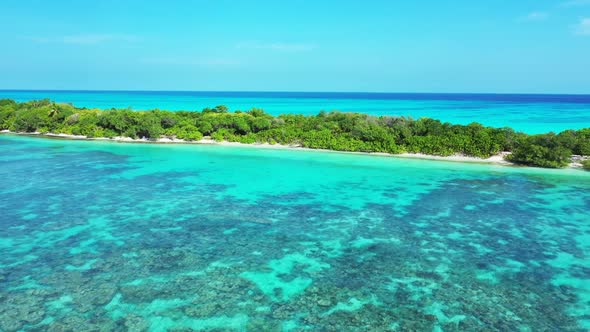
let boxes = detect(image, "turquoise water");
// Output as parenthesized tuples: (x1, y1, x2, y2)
(2, 90, 590, 134)
(1, 134, 589, 331)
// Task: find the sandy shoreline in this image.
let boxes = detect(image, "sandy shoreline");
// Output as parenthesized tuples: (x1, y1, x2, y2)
(1, 129, 584, 169)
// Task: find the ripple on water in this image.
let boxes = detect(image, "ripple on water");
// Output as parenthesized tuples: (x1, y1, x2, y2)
(0, 135, 589, 331)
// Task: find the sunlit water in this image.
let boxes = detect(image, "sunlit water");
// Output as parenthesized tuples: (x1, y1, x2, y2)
(1, 134, 589, 331)
(2, 90, 590, 134)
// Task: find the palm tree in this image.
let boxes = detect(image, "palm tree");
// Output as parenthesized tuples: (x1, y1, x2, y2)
(48, 103, 59, 118)
(48, 108, 59, 118)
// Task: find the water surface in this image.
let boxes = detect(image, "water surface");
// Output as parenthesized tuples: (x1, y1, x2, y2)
(0, 135, 589, 331)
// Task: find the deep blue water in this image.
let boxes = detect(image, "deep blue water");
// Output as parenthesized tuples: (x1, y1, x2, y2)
(1, 90, 590, 134)
(5, 90, 590, 102)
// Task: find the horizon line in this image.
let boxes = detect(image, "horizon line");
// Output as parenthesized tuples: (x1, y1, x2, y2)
(1, 89, 590, 96)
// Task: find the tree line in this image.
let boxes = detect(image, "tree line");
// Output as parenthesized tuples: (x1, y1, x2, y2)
(0, 99, 588, 169)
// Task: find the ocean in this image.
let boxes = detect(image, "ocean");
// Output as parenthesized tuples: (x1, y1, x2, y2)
(1, 134, 589, 331)
(1, 90, 590, 134)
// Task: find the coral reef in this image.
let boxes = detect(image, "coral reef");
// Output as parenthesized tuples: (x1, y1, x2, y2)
(1, 135, 589, 331)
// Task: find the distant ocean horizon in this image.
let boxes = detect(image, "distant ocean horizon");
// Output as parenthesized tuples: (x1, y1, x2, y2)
(2, 90, 590, 134)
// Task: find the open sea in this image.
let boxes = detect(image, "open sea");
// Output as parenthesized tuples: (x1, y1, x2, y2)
(0, 134, 589, 331)
(1, 90, 590, 134)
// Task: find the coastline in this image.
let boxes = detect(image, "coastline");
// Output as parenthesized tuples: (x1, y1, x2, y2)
(0, 130, 584, 169)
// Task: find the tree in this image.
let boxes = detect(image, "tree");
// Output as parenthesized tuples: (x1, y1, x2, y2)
(161, 116, 177, 129)
(214, 105, 229, 113)
(48, 108, 59, 118)
(136, 113, 163, 139)
(1, 98, 588, 169)
(508, 138, 572, 168)
(247, 108, 267, 117)
(204, 105, 229, 113)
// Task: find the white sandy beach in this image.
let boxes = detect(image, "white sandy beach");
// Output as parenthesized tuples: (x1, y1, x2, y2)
(1, 130, 586, 168)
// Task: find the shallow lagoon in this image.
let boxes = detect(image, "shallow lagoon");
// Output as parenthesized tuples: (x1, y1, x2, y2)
(1, 135, 589, 331)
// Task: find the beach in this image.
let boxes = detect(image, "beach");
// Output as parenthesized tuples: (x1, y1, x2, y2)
(2, 129, 517, 166)
(3, 129, 588, 169)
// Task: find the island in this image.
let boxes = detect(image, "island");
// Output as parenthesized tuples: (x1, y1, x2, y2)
(1, 98, 588, 169)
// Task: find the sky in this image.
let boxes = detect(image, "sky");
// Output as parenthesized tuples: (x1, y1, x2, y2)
(0, 0, 589, 93)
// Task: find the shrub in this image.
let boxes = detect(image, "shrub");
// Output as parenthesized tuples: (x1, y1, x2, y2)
(1, 99, 588, 169)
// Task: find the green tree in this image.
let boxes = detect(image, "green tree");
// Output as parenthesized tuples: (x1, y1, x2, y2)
(1, 98, 588, 169)
(136, 112, 163, 139)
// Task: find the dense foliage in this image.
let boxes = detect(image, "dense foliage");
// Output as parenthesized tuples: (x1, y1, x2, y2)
(506, 130, 590, 168)
(1, 99, 588, 168)
(582, 160, 590, 171)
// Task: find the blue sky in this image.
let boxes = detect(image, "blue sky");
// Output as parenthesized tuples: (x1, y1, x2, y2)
(1, 0, 589, 93)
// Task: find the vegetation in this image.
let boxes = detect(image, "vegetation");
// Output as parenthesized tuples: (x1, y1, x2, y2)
(0, 99, 588, 168)
(582, 160, 590, 171)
